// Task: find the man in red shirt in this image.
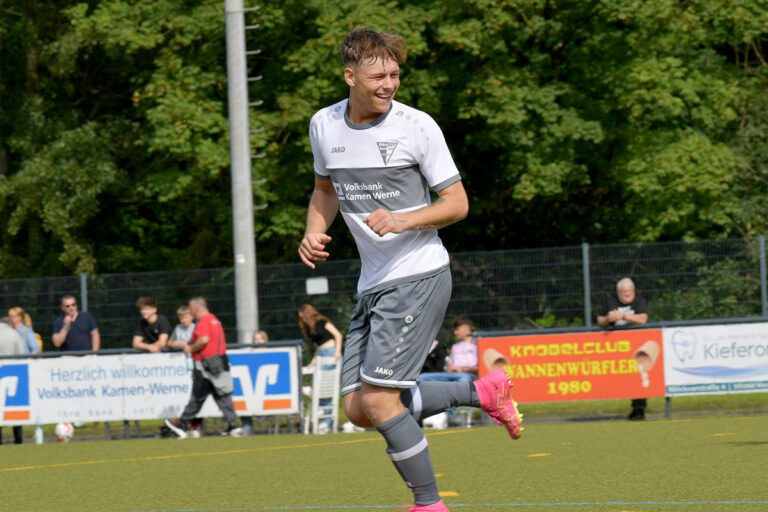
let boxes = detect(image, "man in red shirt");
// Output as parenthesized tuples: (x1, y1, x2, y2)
(164, 296, 242, 438)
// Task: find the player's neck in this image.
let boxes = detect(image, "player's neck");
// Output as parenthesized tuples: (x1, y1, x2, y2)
(346, 98, 389, 125)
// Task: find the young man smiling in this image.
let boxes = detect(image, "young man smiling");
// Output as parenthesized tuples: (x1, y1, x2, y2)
(299, 28, 522, 511)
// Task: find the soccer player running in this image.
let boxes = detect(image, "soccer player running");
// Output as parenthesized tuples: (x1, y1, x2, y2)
(299, 28, 522, 511)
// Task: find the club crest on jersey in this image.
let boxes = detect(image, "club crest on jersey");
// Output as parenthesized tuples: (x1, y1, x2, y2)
(377, 142, 398, 165)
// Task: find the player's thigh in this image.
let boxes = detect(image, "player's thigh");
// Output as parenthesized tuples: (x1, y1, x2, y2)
(341, 295, 372, 397)
(361, 270, 452, 389)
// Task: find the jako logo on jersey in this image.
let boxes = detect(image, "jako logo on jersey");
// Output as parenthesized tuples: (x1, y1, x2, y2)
(377, 142, 398, 165)
(0, 364, 31, 422)
(374, 366, 394, 376)
(331, 146, 345, 153)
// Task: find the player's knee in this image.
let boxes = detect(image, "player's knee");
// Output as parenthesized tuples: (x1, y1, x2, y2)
(343, 392, 372, 427)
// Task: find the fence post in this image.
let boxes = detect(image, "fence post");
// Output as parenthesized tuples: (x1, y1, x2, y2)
(80, 272, 88, 312)
(760, 234, 767, 318)
(582, 243, 592, 327)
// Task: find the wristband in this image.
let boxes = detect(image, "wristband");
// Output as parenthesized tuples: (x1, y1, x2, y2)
(62, 325, 69, 331)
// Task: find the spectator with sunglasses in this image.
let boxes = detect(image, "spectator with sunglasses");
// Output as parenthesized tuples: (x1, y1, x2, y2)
(52, 295, 100, 352)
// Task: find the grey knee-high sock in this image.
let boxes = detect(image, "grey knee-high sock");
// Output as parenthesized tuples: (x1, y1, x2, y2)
(377, 409, 441, 506)
(401, 381, 480, 421)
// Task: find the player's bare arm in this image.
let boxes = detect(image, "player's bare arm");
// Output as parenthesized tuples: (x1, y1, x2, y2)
(299, 177, 339, 268)
(363, 180, 468, 237)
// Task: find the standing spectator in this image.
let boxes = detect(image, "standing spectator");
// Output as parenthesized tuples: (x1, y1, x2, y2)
(168, 305, 196, 349)
(8, 307, 40, 354)
(298, 304, 343, 368)
(132, 297, 172, 353)
(52, 295, 100, 351)
(298, 28, 521, 511)
(163, 297, 242, 438)
(167, 305, 203, 434)
(298, 304, 343, 434)
(0, 317, 25, 444)
(597, 277, 649, 420)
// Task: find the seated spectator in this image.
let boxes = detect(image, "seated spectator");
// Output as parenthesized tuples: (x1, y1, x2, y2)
(421, 339, 447, 375)
(418, 316, 479, 427)
(242, 329, 270, 435)
(419, 316, 478, 384)
(168, 306, 196, 349)
(8, 307, 40, 354)
(132, 297, 171, 353)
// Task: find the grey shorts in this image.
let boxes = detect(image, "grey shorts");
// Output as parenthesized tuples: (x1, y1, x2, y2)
(341, 266, 452, 395)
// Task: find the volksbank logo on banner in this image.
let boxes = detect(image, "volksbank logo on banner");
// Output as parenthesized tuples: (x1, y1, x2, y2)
(229, 351, 295, 412)
(0, 364, 31, 422)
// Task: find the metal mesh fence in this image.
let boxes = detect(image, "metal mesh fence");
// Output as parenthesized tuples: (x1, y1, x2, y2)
(0, 237, 765, 350)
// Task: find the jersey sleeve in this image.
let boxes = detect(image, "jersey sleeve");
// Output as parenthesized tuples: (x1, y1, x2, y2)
(416, 114, 461, 191)
(309, 114, 330, 178)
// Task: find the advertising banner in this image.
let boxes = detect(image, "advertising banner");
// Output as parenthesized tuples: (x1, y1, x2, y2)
(0, 346, 300, 426)
(664, 323, 768, 396)
(478, 329, 665, 403)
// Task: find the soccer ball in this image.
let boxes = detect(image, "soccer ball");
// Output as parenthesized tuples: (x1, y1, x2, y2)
(55, 422, 75, 442)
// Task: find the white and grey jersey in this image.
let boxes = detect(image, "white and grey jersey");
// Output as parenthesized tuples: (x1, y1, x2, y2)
(309, 99, 461, 293)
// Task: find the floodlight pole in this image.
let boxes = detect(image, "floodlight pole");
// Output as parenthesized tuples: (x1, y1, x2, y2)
(225, 0, 258, 343)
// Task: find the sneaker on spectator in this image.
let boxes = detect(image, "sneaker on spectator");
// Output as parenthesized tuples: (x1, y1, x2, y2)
(316, 422, 331, 434)
(399, 500, 450, 511)
(474, 368, 523, 439)
(221, 425, 243, 437)
(163, 419, 188, 439)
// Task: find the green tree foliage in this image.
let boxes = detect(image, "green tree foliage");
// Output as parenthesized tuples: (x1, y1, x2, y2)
(0, 0, 766, 276)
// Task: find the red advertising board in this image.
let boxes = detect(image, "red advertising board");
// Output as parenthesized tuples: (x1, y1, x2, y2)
(478, 329, 665, 403)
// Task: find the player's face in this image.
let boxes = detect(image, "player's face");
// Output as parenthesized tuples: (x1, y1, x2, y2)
(346, 57, 400, 123)
(617, 285, 635, 305)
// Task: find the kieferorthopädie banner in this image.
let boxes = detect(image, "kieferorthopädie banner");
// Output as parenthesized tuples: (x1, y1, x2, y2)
(0, 347, 300, 426)
(664, 323, 768, 395)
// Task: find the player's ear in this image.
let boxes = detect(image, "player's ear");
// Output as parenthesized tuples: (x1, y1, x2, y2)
(344, 67, 355, 88)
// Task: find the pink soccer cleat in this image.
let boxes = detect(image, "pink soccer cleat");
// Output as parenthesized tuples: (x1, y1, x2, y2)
(475, 368, 523, 439)
(399, 501, 450, 512)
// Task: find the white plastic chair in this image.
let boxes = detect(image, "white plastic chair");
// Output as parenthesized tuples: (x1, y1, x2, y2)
(303, 356, 341, 434)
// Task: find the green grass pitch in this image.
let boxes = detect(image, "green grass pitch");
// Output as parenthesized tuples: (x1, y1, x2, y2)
(1, 415, 766, 511)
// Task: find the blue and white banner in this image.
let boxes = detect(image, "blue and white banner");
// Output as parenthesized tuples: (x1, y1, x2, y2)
(0, 347, 300, 425)
(663, 323, 768, 395)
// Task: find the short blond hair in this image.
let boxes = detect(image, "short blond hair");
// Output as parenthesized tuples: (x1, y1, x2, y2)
(340, 28, 406, 67)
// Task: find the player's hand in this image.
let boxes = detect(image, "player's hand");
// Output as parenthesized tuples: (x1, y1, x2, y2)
(363, 209, 406, 237)
(299, 232, 332, 269)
